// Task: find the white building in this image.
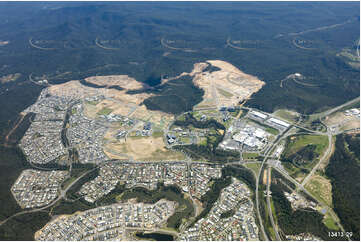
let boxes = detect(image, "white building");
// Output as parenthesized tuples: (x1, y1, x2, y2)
(250, 111, 268, 120)
(267, 117, 290, 128)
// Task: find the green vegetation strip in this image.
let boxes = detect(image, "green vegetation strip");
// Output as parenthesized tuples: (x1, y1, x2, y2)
(97, 107, 113, 115)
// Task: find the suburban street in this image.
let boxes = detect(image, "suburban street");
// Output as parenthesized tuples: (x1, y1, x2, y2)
(0, 166, 99, 227)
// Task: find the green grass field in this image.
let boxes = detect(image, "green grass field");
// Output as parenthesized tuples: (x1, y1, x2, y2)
(322, 213, 339, 230)
(97, 107, 113, 115)
(282, 162, 306, 181)
(283, 134, 329, 158)
(152, 131, 164, 138)
(244, 163, 262, 175)
(273, 109, 299, 123)
(265, 127, 279, 136)
(242, 152, 259, 160)
(179, 136, 192, 144)
(86, 100, 99, 106)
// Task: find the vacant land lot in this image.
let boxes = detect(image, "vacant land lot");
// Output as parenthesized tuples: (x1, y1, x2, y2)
(0, 73, 21, 84)
(305, 174, 332, 207)
(247, 119, 279, 135)
(104, 136, 185, 161)
(192, 60, 265, 110)
(84, 75, 143, 90)
(244, 163, 262, 176)
(273, 109, 299, 123)
(325, 111, 360, 130)
(130, 105, 174, 127)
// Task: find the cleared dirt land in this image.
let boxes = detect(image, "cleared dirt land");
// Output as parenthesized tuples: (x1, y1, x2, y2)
(49, 79, 151, 106)
(84, 75, 144, 90)
(190, 60, 264, 110)
(104, 136, 185, 161)
(324, 112, 360, 131)
(0, 73, 21, 84)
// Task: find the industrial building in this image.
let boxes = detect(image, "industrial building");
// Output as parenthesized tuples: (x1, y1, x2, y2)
(266, 117, 290, 128)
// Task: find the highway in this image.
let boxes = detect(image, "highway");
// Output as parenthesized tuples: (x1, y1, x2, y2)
(265, 166, 281, 240)
(254, 124, 292, 240)
(266, 167, 281, 241)
(309, 97, 360, 121)
(248, 107, 336, 241)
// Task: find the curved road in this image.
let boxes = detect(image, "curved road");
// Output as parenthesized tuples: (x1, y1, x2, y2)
(301, 128, 332, 187)
(0, 166, 98, 227)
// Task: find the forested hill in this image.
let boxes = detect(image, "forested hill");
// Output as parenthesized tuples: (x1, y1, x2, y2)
(326, 133, 360, 241)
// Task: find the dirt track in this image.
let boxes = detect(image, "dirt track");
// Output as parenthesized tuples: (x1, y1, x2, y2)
(4, 113, 25, 145)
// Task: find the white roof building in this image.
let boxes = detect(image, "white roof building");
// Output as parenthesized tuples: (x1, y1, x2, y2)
(268, 117, 290, 128)
(244, 137, 262, 148)
(254, 128, 267, 139)
(350, 108, 360, 115)
(250, 111, 268, 119)
(233, 131, 248, 143)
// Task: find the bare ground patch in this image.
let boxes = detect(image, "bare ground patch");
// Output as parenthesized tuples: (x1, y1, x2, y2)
(325, 112, 350, 126)
(0, 73, 21, 84)
(340, 118, 360, 131)
(84, 75, 143, 90)
(130, 105, 174, 125)
(192, 60, 264, 109)
(325, 112, 360, 132)
(104, 136, 185, 161)
(305, 175, 333, 207)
